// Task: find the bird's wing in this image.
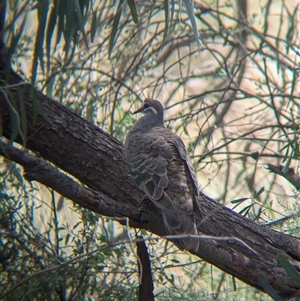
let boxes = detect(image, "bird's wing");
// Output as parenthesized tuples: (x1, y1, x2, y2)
(168, 133, 202, 223)
(171, 135, 199, 197)
(126, 133, 178, 219)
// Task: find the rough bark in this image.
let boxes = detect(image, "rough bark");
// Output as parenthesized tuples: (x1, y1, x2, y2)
(1, 64, 300, 300)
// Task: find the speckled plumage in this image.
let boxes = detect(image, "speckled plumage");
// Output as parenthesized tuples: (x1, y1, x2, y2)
(124, 99, 200, 251)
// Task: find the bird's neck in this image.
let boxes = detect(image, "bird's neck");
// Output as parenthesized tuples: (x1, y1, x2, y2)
(131, 115, 164, 132)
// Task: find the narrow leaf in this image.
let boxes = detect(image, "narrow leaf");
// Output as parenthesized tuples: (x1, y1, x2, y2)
(109, 0, 124, 57)
(56, 0, 65, 45)
(170, 0, 175, 31)
(258, 275, 284, 301)
(231, 197, 249, 204)
(277, 254, 300, 285)
(126, 0, 138, 23)
(238, 204, 252, 216)
(46, 4, 56, 73)
(31, 88, 54, 126)
(183, 0, 201, 48)
(17, 86, 27, 146)
(75, 0, 89, 48)
(8, 16, 26, 62)
(262, 0, 272, 34)
(0, 110, 2, 137)
(34, 0, 49, 78)
(163, 0, 170, 43)
(90, 11, 97, 43)
(64, 0, 76, 56)
(254, 186, 264, 198)
(65, 233, 70, 245)
(1, 89, 24, 144)
(282, 151, 294, 173)
(144, 1, 156, 39)
(232, 276, 237, 291)
(171, 258, 180, 263)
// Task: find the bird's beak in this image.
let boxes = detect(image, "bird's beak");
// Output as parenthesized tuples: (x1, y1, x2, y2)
(133, 106, 144, 114)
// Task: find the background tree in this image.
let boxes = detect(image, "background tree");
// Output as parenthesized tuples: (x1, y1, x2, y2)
(0, 0, 299, 300)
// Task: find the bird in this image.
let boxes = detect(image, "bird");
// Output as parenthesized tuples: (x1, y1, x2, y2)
(124, 99, 200, 251)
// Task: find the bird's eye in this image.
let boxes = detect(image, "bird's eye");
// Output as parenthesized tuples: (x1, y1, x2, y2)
(144, 103, 150, 109)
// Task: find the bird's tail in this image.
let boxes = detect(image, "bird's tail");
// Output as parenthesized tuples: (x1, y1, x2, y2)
(156, 193, 200, 252)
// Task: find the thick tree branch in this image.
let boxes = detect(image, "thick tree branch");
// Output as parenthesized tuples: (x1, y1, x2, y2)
(0, 141, 159, 230)
(267, 164, 300, 190)
(1, 65, 300, 299)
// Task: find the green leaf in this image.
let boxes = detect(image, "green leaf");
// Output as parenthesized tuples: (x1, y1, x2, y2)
(232, 276, 237, 291)
(170, 0, 175, 29)
(90, 11, 97, 43)
(109, 0, 124, 57)
(233, 169, 244, 186)
(254, 187, 264, 198)
(258, 275, 284, 301)
(75, 0, 89, 49)
(64, 0, 76, 56)
(143, 1, 155, 39)
(56, 0, 65, 45)
(46, 4, 56, 73)
(262, 0, 272, 35)
(34, 0, 50, 80)
(183, 0, 201, 48)
(231, 197, 249, 204)
(163, 0, 170, 43)
(170, 258, 180, 263)
(1, 88, 24, 144)
(17, 86, 27, 146)
(238, 204, 252, 216)
(126, 0, 138, 23)
(30, 88, 53, 126)
(282, 150, 294, 174)
(7, 98, 22, 142)
(277, 254, 300, 285)
(73, 221, 81, 230)
(7, 16, 26, 64)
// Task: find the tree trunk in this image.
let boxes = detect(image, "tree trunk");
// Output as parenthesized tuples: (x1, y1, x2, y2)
(1, 61, 300, 300)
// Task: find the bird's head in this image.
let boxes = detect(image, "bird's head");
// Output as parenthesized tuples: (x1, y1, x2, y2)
(133, 99, 164, 125)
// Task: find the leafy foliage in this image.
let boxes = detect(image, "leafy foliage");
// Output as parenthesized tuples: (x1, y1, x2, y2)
(0, 161, 140, 300)
(1, 0, 300, 300)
